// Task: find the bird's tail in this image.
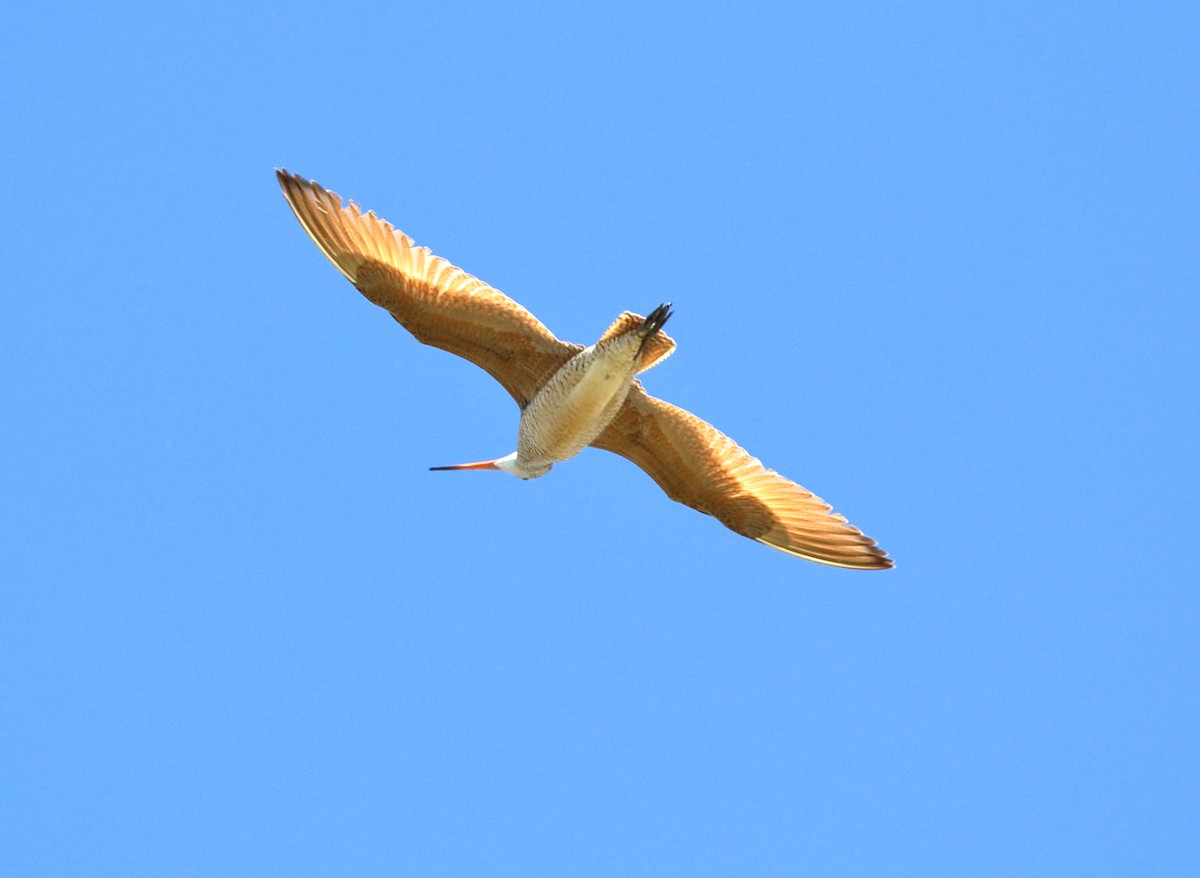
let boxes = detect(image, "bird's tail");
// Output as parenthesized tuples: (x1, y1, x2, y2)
(596, 303, 676, 373)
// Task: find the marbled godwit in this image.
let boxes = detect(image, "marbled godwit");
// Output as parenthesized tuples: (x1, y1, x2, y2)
(277, 170, 891, 569)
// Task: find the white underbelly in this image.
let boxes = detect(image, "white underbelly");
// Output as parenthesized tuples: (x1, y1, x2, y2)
(518, 347, 636, 463)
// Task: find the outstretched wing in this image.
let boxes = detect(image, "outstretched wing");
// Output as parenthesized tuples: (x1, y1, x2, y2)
(277, 170, 580, 407)
(592, 384, 892, 569)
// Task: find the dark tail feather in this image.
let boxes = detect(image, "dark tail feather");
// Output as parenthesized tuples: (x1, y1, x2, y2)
(637, 303, 673, 356)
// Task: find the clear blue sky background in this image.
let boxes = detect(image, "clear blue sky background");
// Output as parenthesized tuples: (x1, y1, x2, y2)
(2, 2, 1196, 875)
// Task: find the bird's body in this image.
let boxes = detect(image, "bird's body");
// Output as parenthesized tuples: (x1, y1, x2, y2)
(508, 305, 674, 478)
(277, 170, 892, 569)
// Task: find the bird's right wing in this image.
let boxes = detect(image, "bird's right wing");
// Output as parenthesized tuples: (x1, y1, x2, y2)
(278, 170, 580, 407)
(591, 384, 892, 569)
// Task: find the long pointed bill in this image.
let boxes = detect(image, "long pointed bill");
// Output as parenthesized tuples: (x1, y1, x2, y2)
(429, 459, 501, 472)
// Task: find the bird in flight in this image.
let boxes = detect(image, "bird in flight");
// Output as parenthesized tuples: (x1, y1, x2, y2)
(277, 170, 892, 569)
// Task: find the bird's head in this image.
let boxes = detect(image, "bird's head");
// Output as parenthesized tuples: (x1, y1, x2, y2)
(430, 451, 551, 480)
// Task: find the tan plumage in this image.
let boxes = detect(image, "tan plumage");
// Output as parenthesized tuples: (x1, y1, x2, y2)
(592, 387, 891, 569)
(277, 170, 892, 569)
(277, 171, 578, 407)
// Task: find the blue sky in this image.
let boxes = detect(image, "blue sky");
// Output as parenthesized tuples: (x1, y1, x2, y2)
(2, 1, 1197, 874)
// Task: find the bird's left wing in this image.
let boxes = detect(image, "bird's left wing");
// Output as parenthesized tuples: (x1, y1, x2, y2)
(277, 170, 580, 407)
(591, 384, 892, 569)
